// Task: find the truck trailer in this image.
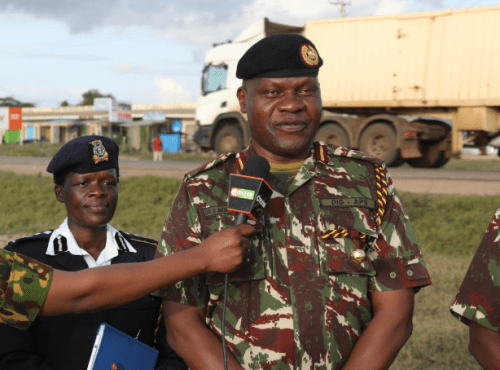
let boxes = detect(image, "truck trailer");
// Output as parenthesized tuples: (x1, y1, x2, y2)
(193, 5, 500, 167)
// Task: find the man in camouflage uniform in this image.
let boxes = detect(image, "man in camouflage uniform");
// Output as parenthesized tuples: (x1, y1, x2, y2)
(158, 34, 431, 369)
(450, 208, 500, 369)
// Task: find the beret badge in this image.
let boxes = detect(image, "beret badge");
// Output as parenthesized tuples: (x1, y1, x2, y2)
(90, 140, 109, 164)
(300, 44, 320, 68)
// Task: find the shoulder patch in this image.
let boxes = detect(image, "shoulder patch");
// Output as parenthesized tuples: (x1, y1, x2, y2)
(120, 231, 158, 248)
(185, 152, 238, 180)
(5, 230, 53, 249)
(316, 141, 385, 166)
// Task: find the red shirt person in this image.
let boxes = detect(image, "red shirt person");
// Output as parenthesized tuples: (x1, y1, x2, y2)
(153, 136, 163, 161)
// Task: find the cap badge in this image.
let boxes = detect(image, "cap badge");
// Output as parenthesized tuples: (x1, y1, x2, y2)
(90, 140, 109, 164)
(300, 44, 319, 68)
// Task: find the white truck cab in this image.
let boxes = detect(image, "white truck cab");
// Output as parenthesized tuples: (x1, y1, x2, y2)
(193, 19, 304, 153)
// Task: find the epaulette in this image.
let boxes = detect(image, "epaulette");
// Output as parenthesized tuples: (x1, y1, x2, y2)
(184, 152, 238, 181)
(120, 231, 158, 248)
(314, 141, 385, 167)
(6, 230, 53, 249)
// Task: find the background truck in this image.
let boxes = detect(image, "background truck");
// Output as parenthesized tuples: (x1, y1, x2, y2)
(193, 5, 500, 167)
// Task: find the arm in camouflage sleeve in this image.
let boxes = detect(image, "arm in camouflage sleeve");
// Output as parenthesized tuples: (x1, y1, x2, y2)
(42, 224, 252, 317)
(0, 249, 53, 330)
(1, 225, 252, 328)
(369, 169, 432, 292)
(449, 209, 500, 369)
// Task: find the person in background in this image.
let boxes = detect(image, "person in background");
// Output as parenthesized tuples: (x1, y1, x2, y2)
(156, 34, 432, 370)
(0, 135, 223, 370)
(153, 135, 163, 162)
(450, 208, 500, 370)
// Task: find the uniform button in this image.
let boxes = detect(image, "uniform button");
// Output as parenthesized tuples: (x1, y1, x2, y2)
(175, 282, 182, 289)
(407, 270, 414, 277)
(390, 272, 397, 279)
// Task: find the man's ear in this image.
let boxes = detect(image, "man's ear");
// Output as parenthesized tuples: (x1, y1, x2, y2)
(54, 185, 65, 204)
(236, 87, 247, 114)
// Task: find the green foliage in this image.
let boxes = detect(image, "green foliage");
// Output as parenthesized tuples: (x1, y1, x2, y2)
(0, 96, 35, 107)
(399, 192, 500, 256)
(60, 100, 69, 107)
(80, 89, 114, 106)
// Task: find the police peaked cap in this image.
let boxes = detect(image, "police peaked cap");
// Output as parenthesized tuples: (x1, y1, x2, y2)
(47, 135, 119, 176)
(236, 33, 323, 80)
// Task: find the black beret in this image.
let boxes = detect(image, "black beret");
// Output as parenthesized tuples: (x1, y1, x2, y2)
(236, 33, 323, 80)
(47, 135, 119, 175)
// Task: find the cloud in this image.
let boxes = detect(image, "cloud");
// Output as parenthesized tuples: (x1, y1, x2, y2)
(0, 0, 120, 33)
(154, 76, 192, 103)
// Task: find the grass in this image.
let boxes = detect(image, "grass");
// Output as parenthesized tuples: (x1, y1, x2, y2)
(401, 192, 500, 256)
(0, 171, 497, 369)
(0, 171, 182, 239)
(391, 253, 481, 369)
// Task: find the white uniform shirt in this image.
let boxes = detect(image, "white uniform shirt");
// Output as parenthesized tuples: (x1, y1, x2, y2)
(46, 218, 136, 268)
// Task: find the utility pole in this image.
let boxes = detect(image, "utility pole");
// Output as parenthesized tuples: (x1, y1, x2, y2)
(328, 0, 351, 18)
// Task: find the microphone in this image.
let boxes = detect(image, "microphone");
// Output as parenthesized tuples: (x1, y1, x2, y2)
(222, 155, 273, 370)
(227, 155, 273, 226)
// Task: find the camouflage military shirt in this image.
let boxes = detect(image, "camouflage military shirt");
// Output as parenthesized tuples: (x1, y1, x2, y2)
(157, 142, 431, 369)
(0, 248, 53, 330)
(450, 208, 500, 332)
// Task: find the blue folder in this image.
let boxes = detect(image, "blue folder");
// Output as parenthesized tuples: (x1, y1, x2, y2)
(87, 323, 159, 370)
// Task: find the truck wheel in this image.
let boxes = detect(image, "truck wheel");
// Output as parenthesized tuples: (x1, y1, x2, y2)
(214, 125, 244, 154)
(406, 142, 448, 168)
(359, 123, 400, 166)
(315, 123, 349, 147)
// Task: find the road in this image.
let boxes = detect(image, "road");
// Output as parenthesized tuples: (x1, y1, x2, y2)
(1, 155, 499, 195)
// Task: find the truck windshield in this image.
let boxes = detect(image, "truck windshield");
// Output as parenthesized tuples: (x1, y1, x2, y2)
(202, 64, 228, 95)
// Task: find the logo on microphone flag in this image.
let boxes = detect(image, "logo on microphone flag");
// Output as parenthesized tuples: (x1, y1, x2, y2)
(230, 187, 255, 200)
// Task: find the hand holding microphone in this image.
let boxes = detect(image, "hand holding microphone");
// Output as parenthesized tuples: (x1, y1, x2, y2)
(221, 155, 273, 370)
(195, 224, 253, 274)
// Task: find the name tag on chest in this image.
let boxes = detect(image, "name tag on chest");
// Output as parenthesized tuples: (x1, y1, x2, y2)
(320, 197, 375, 210)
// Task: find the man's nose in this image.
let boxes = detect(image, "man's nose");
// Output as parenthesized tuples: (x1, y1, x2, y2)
(89, 183, 107, 197)
(277, 93, 306, 112)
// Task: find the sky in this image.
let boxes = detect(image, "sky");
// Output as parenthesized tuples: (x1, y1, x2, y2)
(0, 0, 498, 108)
